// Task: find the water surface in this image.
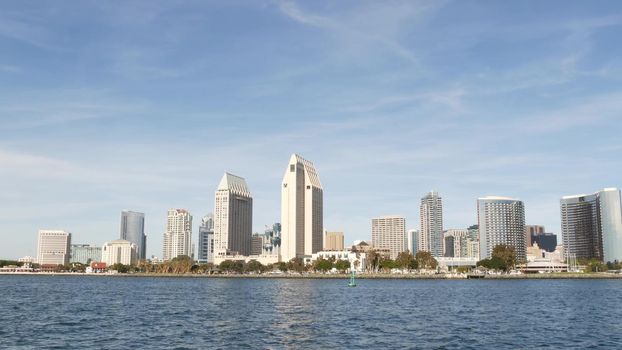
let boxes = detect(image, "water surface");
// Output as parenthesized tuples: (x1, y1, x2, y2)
(1, 276, 620, 349)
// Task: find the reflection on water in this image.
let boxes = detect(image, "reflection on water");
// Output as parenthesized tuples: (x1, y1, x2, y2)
(1, 276, 621, 349)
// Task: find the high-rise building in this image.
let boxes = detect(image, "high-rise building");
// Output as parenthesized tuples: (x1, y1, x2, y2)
(102, 239, 138, 266)
(477, 196, 526, 261)
(70, 244, 101, 264)
(407, 229, 418, 253)
(251, 234, 265, 255)
(524, 225, 545, 248)
(120, 210, 147, 260)
(37, 230, 71, 265)
(561, 188, 622, 262)
(324, 231, 344, 251)
(533, 233, 558, 253)
(466, 240, 480, 259)
(371, 216, 406, 259)
(197, 213, 214, 263)
(281, 154, 323, 262)
(163, 209, 193, 261)
(214, 173, 253, 257)
(420, 191, 443, 257)
(443, 229, 469, 258)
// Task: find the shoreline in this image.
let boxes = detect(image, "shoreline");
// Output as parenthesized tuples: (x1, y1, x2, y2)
(1, 272, 621, 279)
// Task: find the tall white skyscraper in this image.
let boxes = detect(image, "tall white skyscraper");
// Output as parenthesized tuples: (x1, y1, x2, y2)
(214, 173, 253, 257)
(37, 230, 71, 265)
(281, 154, 323, 262)
(561, 188, 622, 262)
(163, 209, 193, 261)
(478, 196, 526, 260)
(420, 191, 443, 257)
(372, 216, 406, 259)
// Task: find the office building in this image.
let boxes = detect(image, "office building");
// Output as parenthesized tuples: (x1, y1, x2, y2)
(420, 191, 443, 257)
(251, 234, 264, 255)
(372, 216, 406, 259)
(102, 239, 138, 266)
(561, 188, 622, 262)
(37, 230, 71, 265)
(324, 231, 344, 251)
(281, 154, 324, 261)
(443, 229, 469, 258)
(197, 213, 214, 264)
(120, 210, 147, 260)
(524, 225, 545, 247)
(163, 209, 193, 261)
(70, 244, 101, 264)
(214, 173, 253, 257)
(407, 229, 418, 253)
(533, 233, 558, 253)
(477, 196, 526, 261)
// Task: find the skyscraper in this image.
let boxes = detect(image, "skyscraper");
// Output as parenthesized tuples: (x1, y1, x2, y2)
(478, 196, 526, 261)
(120, 210, 147, 260)
(214, 173, 253, 257)
(524, 225, 545, 248)
(163, 209, 193, 261)
(324, 231, 344, 251)
(561, 188, 622, 262)
(281, 154, 323, 262)
(420, 191, 443, 257)
(37, 230, 71, 265)
(407, 229, 418, 253)
(197, 213, 214, 263)
(371, 216, 406, 259)
(443, 229, 469, 258)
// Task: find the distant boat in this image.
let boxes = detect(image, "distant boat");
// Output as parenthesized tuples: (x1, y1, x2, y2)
(348, 270, 357, 287)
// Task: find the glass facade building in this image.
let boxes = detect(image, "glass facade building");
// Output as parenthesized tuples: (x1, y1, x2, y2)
(561, 188, 622, 262)
(120, 211, 147, 260)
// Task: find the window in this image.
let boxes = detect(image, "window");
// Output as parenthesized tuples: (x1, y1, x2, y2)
(290, 164, 295, 172)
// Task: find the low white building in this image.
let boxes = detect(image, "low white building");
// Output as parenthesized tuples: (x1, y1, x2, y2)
(309, 251, 366, 272)
(213, 253, 280, 266)
(101, 239, 138, 266)
(436, 257, 478, 271)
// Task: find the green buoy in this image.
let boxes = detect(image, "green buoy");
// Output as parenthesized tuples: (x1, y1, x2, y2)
(348, 270, 357, 287)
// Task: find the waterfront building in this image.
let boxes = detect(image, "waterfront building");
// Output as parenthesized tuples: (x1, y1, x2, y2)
(443, 229, 469, 258)
(197, 213, 214, 264)
(561, 188, 622, 262)
(407, 229, 418, 253)
(70, 244, 101, 264)
(281, 154, 324, 262)
(120, 210, 147, 260)
(324, 231, 344, 251)
(310, 251, 366, 272)
(371, 216, 406, 259)
(420, 191, 443, 257)
(163, 209, 193, 261)
(102, 239, 138, 266)
(351, 240, 391, 259)
(37, 230, 71, 265)
(214, 173, 253, 258)
(477, 196, 526, 261)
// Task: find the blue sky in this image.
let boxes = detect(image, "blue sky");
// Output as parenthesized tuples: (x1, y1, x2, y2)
(1, 1, 622, 259)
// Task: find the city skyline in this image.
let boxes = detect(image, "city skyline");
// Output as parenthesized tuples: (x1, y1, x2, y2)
(2, 1, 622, 259)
